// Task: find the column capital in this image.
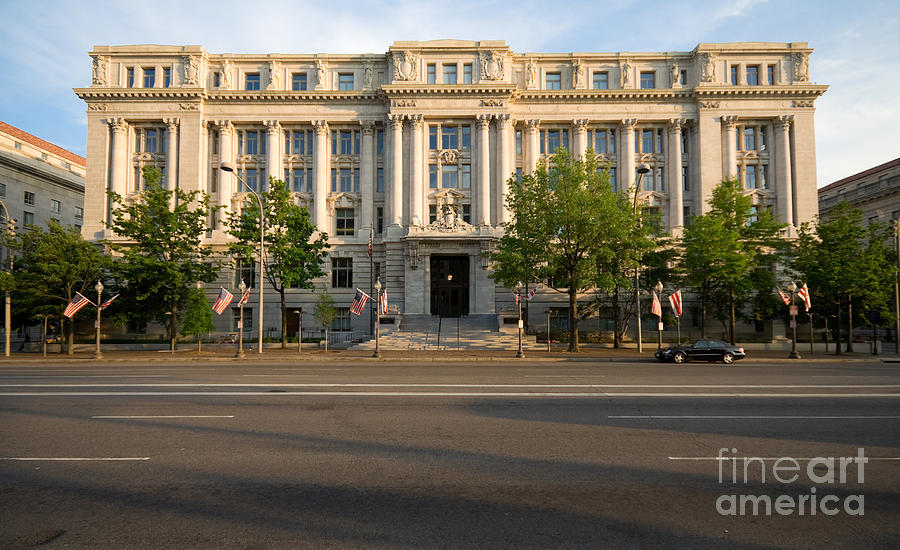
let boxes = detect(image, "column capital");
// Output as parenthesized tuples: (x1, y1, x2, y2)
(264, 120, 282, 134)
(619, 118, 637, 132)
(775, 114, 793, 132)
(360, 120, 376, 135)
(667, 118, 685, 134)
(525, 119, 541, 131)
(721, 115, 739, 129)
(476, 114, 492, 129)
(214, 120, 233, 134)
(106, 117, 128, 134)
(572, 119, 589, 133)
(387, 113, 405, 130)
(163, 117, 180, 130)
(494, 113, 512, 127)
(407, 114, 424, 130)
(312, 120, 329, 135)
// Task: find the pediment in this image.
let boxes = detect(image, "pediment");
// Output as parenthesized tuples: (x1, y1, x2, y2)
(327, 191, 360, 209)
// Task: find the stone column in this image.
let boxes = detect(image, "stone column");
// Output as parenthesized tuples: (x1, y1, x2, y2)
(408, 114, 424, 226)
(619, 119, 636, 193)
(264, 120, 282, 191)
(388, 114, 404, 228)
(722, 115, 739, 180)
(313, 120, 329, 232)
(774, 115, 794, 228)
(573, 119, 588, 158)
(215, 120, 235, 224)
(163, 117, 179, 190)
(525, 119, 540, 173)
(496, 114, 513, 225)
(360, 121, 375, 236)
(667, 119, 684, 235)
(107, 118, 128, 198)
(476, 114, 492, 227)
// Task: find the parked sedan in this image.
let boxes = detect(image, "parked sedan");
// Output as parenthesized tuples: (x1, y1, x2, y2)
(655, 339, 747, 364)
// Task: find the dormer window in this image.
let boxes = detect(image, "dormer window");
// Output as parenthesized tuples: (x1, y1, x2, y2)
(443, 65, 457, 85)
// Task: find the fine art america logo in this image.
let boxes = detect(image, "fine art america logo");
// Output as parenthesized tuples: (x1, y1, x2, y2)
(715, 448, 866, 516)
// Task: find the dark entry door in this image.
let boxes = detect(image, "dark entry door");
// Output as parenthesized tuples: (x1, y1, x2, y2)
(430, 255, 469, 317)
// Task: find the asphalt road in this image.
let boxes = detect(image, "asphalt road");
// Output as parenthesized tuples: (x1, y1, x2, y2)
(1, 358, 898, 549)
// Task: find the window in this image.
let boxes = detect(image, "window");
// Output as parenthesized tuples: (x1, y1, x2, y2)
(515, 130, 522, 155)
(546, 72, 561, 90)
(462, 204, 471, 223)
(214, 72, 221, 87)
(441, 165, 458, 188)
(210, 169, 218, 193)
(683, 205, 692, 224)
(592, 71, 609, 89)
(745, 165, 757, 189)
(0, 183, 6, 197)
(429, 126, 438, 150)
(748, 206, 759, 224)
(541, 129, 568, 154)
(429, 204, 438, 224)
(244, 131, 258, 155)
(143, 68, 155, 88)
(442, 126, 459, 149)
(376, 206, 384, 234)
(164, 67, 171, 87)
(23, 211, 34, 226)
(292, 73, 307, 91)
(641, 130, 654, 154)
(591, 129, 614, 154)
(206, 209, 218, 238)
(377, 130, 384, 154)
(24, 191, 35, 206)
(50, 199, 60, 213)
(427, 64, 436, 84)
(332, 258, 353, 288)
(746, 65, 759, 86)
(233, 307, 252, 331)
(443, 64, 457, 84)
(463, 63, 473, 84)
(731, 66, 738, 85)
(245, 73, 260, 90)
(336, 208, 355, 236)
(461, 125, 471, 149)
(144, 129, 158, 153)
(461, 164, 471, 189)
(639, 72, 655, 89)
(744, 127, 756, 150)
(682, 166, 689, 191)
(609, 167, 616, 188)
(235, 258, 256, 288)
(332, 308, 351, 331)
(760, 165, 768, 189)
(377, 168, 384, 193)
(127, 68, 135, 88)
(767, 65, 776, 85)
(338, 73, 354, 90)
(680, 69, 688, 85)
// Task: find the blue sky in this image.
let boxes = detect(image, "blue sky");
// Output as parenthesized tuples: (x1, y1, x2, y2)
(0, 0, 896, 186)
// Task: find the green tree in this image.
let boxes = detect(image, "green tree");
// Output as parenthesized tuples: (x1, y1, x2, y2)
(790, 201, 896, 354)
(493, 149, 634, 351)
(180, 287, 215, 352)
(313, 287, 336, 352)
(7, 220, 111, 354)
(106, 167, 219, 349)
(227, 178, 329, 348)
(678, 178, 786, 343)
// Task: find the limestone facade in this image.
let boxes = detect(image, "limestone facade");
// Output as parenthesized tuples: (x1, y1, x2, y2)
(75, 40, 826, 337)
(819, 158, 900, 226)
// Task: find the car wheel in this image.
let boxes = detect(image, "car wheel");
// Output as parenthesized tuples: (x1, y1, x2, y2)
(673, 352, 686, 364)
(723, 352, 735, 364)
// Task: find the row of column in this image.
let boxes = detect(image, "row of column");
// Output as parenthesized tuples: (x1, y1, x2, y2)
(106, 117, 180, 198)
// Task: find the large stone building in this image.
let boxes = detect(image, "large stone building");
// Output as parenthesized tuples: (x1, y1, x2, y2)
(819, 157, 900, 225)
(75, 40, 826, 338)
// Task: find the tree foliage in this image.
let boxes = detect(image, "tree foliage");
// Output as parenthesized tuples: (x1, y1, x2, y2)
(227, 178, 329, 347)
(313, 287, 336, 352)
(180, 286, 215, 351)
(106, 167, 219, 346)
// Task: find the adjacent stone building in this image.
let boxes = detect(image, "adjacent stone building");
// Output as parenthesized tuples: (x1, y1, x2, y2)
(75, 40, 826, 339)
(819, 157, 900, 225)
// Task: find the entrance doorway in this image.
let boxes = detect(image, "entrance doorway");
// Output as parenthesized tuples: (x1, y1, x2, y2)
(430, 255, 469, 317)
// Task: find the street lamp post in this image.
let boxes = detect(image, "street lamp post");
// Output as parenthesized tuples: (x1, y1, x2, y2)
(373, 278, 382, 358)
(787, 281, 801, 359)
(93, 280, 104, 359)
(0, 200, 14, 358)
(655, 280, 664, 351)
(294, 309, 302, 355)
(515, 282, 525, 359)
(236, 279, 246, 358)
(893, 221, 900, 356)
(633, 163, 650, 353)
(220, 162, 264, 354)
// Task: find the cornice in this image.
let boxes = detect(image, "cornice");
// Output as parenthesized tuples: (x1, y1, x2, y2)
(0, 151, 85, 193)
(207, 90, 383, 103)
(74, 88, 207, 101)
(382, 84, 515, 95)
(694, 85, 828, 98)
(517, 89, 692, 102)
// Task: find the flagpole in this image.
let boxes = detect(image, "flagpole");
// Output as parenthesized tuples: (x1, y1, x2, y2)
(369, 227, 374, 336)
(809, 311, 814, 355)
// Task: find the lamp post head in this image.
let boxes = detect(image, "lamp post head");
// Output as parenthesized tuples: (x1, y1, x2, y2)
(655, 280, 663, 293)
(374, 277, 382, 293)
(95, 280, 104, 294)
(786, 281, 797, 293)
(220, 162, 235, 173)
(239, 278, 246, 293)
(637, 163, 651, 175)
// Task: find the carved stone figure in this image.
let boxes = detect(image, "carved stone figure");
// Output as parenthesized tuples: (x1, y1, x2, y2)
(91, 55, 108, 86)
(573, 59, 584, 88)
(480, 51, 504, 80)
(315, 60, 326, 89)
(267, 61, 279, 90)
(792, 52, 809, 82)
(183, 56, 201, 86)
(620, 59, 631, 87)
(700, 52, 717, 83)
(221, 60, 233, 89)
(364, 63, 374, 89)
(670, 61, 679, 87)
(392, 51, 419, 81)
(525, 59, 537, 87)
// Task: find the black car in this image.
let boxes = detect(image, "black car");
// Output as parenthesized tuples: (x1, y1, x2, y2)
(655, 339, 746, 364)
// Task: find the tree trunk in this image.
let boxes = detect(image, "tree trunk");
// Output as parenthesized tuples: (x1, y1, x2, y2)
(729, 286, 736, 345)
(66, 318, 74, 355)
(280, 290, 287, 349)
(324, 328, 328, 353)
(568, 287, 579, 352)
(700, 286, 708, 337)
(847, 298, 853, 352)
(170, 302, 178, 353)
(612, 284, 621, 349)
(835, 297, 842, 356)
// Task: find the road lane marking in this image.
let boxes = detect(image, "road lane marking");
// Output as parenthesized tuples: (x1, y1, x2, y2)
(2, 383, 899, 388)
(1, 392, 899, 397)
(610, 415, 900, 419)
(668, 456, 900, 461)
(91, 415, 234, 419)
(0, 457, 150, 461)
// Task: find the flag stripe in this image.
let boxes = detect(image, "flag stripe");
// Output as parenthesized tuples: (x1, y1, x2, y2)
(212, 288, 234, 315)
(651, 291, 662, 318)
(350, 289, 370, 316)
(668, 289, 683, 317)
(63, 293, 92, 318)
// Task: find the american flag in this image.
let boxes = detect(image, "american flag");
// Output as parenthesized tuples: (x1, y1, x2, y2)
(99, 294, 119, 311)
(668, 289, 683, 317)
(515, 293, 520, 304)
(798, 283, 811, 312)
(350, 289, 371, 316)
(381, 289, 388, 315)
(651, 291, 662, 318)
(63, 292, 92, 318)
(524, 287, 537, 301)
(212, 287, 234, 315)
(238, 287, 252, 306)
(776, 287, 791, 306)
(367, 229, 372, 258)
